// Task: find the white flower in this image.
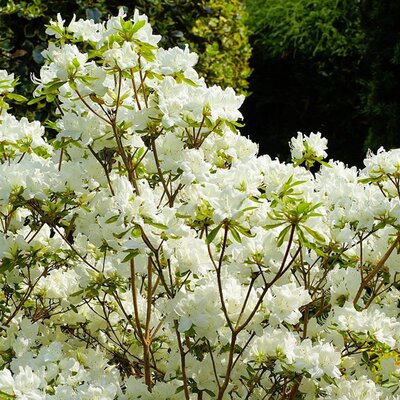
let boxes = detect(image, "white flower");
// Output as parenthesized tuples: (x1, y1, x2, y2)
(0, 70, 14, 93)
(363, 147, 400, 179)
(326, 265, 361, 302)
(249, 326, 298, 363)
(320, 377, 383, 399)
(156, 45, 198, 75)
(205, 85, 244, 123)
(306, 132, 328, 158)
(265, 282, 311, 325)
(206, 186, 248, 224)
(291, 339, 320, 377)
(45, 13, 66, 38)
(103, 42, 139, 70)
(13, 366, 44, 400)
(331, 302, 400, 348)
(104, 9, 160, 47)
(290, 131, 328, 161)
(36, 269, 80, 301)
(174, 278, 225, 339)
(0, 369, 14, 395)
(68, 15, 103, 42)
(130, 9, 161, 47)
(39, 43, 89, 86)
(313, 342, 341, 378)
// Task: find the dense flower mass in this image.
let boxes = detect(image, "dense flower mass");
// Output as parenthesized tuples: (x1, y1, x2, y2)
(0, 10, 399, 400)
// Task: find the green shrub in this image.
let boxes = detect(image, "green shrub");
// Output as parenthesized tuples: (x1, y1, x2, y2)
(189, 0, 251, 92)
(246, 0, 364, 63)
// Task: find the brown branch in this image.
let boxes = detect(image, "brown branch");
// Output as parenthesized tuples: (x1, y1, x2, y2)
(353, 233, 400, 306)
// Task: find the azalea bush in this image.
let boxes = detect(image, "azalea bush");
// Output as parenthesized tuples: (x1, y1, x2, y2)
(0, 0, 251, 125)
(0, 10, 400, 400)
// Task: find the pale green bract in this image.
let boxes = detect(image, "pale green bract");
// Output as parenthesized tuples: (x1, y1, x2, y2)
(0, 10, 399, 400)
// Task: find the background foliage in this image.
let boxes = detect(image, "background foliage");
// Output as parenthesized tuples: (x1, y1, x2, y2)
(0, 0, 251, 121)
(360, 0, 400, 152)
(246, 0, 364, 60)
(244, 0, 400, 166)
(243, 0, 367, 166)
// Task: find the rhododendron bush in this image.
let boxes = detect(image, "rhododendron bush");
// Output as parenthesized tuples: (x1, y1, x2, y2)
(1, 10, 400, 400)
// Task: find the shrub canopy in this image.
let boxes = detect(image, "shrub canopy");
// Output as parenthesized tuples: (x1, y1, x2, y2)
(0, 10, 399, 400)
(0, 0, 251, 121)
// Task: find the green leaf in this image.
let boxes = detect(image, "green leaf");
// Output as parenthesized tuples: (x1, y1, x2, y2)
(314, 247, 328, 257)
(231, 120, 245, 128)
(308, 202, 323, 212)
(143, 217, 168, 230)
(27, 95, 46, 105)
(105, 215, 119, 224)
(70, 289, 84, 297)
(131, 226, 142, 238)
(264, 222, 284, 229)
(89, 93, 105, 104)
(113, 227, 131, 239)
(0, 259, 13, 274)
(70, 304, 79, 313)
(277, 225, 291, 247)
(121, 249, 140, 263)
(322, 374, 337, 386)
(230, 226, 241, 243)
(6, 93, 27, 102)
(235, 206, 258, 219)
(0, 79, 13, 86)
(175, 386, 185, 394)
(69, 80, 77, 91)
(131, 19, 146, 35)
(0, 390, 16, 399)
(0, 97, 9, 109)
(44, 120, 59, 130)
(71, 57, 80, 69)
(296, 226, 308, 245)
(302, 224, 326, 242)
(204, 389, 216, 397)
(45, 79, 65, 93)
(225, 121, 238, 133)
(206, 224, 222, 244)
(234, 223, 254, 237)
(297, 201, 310, 214)
(319, 159, 332, 168)
(181, 76, 199, 87)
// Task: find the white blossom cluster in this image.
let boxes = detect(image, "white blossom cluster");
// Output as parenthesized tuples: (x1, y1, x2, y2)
(0, 10, 399, 400)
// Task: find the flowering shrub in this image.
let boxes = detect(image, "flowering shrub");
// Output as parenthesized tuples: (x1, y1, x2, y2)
(0, 10, 399, 400)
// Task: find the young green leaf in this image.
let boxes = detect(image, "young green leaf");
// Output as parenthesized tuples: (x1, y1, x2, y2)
(206, 224, 222, 244)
